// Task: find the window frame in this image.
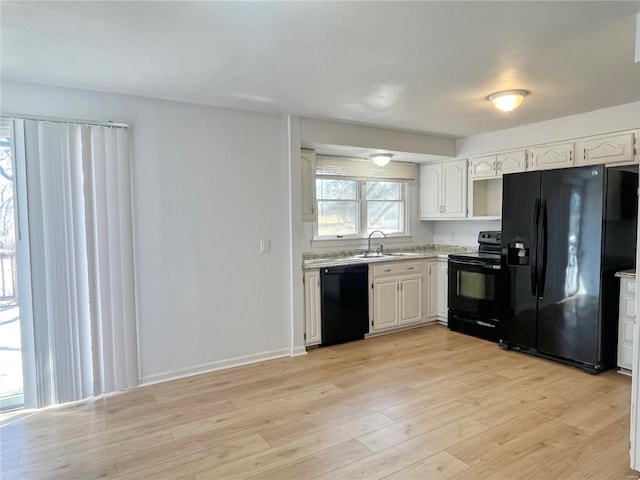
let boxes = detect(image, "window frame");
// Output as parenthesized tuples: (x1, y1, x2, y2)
(313, 175, 410, 241)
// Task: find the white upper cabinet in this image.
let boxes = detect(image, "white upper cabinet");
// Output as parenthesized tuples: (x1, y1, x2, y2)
(419, 163, 442, 219)
(497, 150, 527, 175)
(530, 142, 575, 170)
(576, 131, 637, 166)
(470, 150, 526, 179)
(301, 149, 316, 222)
(442, 160, 467, 218)
(420, 159, 467, 220)
(469, 155, 497, 179)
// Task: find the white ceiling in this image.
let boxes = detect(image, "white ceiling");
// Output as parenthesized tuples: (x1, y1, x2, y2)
(2, 1, 640, 140)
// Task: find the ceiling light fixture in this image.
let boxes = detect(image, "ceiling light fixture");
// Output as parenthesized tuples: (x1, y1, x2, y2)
(371, 153, 393, 167)
(487, 89, 529, 112)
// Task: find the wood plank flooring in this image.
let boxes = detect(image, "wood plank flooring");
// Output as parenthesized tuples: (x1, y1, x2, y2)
(1, 324, 637, 479)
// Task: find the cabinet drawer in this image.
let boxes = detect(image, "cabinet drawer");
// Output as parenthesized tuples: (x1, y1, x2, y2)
(372, 261, 422, 277)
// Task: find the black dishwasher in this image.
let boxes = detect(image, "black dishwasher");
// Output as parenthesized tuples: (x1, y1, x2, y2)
(320, 265, 369, 346)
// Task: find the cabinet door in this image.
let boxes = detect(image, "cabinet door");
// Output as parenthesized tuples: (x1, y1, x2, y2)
(301, 149, 316, 222)
(304, 270, 321, 346)
(426, 261, 438, 318)
(420, 164, 442, 219)
(470, 155, 497, 179)
(442, 160, 467, 218)
(530, 142, 574, 170)
(578, 132, 636, 166)
(437, 260, 448, 320)
(618, 278, 636, 370)
(399, 274, 423, 325)
(372, 277, 399, 331)
(497, 150, 527, 175)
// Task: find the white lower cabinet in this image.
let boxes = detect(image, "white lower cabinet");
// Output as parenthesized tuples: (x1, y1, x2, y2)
(617, 275, 636, 371)
(426, 261, 438, 319)
(400, 274, 423, 325)
(437, 258, 448, 323)
(373, 276, 400, 330)
(304, 269, 321, 346)
(371, 261, 426, 332)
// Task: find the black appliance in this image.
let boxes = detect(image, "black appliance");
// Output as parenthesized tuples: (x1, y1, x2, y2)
(500, 164, 638, 374)
(320, 265, 369, 346)
(448, 231, 506, 341)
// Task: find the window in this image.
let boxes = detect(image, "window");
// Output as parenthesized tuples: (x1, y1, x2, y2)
(365, 181, 404, 235)
(316, 178, 359, 237)
(315, 178, 408, 239)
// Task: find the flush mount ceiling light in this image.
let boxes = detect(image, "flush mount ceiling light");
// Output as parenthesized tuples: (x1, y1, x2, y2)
(487, 89, 529, 112)
(371, 153, 393, 167)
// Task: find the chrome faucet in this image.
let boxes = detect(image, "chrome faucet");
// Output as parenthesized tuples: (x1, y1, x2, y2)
(367, 230, 388, 255)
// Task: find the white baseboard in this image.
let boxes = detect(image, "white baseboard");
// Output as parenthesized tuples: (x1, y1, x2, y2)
(139, 347, 291, 386)
(291, 346, 308, 357)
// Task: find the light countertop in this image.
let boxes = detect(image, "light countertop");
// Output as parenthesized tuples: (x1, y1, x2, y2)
(615, 269, 636, 279)
(303, 245, 471, 270)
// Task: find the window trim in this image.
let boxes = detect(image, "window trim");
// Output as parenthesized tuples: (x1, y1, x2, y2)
(313, 176, 411, 241)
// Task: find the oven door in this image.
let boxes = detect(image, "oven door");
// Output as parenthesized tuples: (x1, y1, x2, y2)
(448, 258, 504, 320)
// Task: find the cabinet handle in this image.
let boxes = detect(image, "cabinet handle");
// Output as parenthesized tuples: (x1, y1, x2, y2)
(312, 204, 315, 214)
(583, 149, 586, 160)
(407, 267, 414, 270)
(384, 269, 391, 272)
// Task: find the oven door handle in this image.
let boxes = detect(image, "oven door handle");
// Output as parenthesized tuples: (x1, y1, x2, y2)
(448, 258, 500, 269)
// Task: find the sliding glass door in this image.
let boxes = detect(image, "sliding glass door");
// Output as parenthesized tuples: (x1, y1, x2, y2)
(0, 120, 23, 410)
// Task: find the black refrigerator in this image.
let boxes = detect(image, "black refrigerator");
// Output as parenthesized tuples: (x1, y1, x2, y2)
(500, 164, 638, 373)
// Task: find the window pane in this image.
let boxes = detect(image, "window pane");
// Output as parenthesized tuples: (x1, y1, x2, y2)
(316, 178, 357, 200)
(366, 181, 400, 200)
(317, 201, 358, 236)
(367, 201, 401, 234)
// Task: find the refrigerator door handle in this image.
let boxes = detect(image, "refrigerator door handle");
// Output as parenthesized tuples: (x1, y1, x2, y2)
(530, 199, 540, 296)
(537, 199, 548, 298)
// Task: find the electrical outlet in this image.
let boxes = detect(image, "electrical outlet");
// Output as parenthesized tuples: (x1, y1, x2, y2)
(260, 239, 271, 254)
(449, 232, 455, 241)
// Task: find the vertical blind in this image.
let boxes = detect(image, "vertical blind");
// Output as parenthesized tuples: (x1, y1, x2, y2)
(16, 119, 138, 406)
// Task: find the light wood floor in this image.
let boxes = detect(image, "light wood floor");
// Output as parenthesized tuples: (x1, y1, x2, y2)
(0, 324, 637, 480)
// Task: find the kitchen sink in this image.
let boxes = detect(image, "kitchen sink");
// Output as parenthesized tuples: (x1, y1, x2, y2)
(388, 252, 420, 257)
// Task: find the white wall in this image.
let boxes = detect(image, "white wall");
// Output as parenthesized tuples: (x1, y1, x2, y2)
(432, 220, 501, 247)
(301, 118, 456, 157)
(1, 81, 292, 383)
